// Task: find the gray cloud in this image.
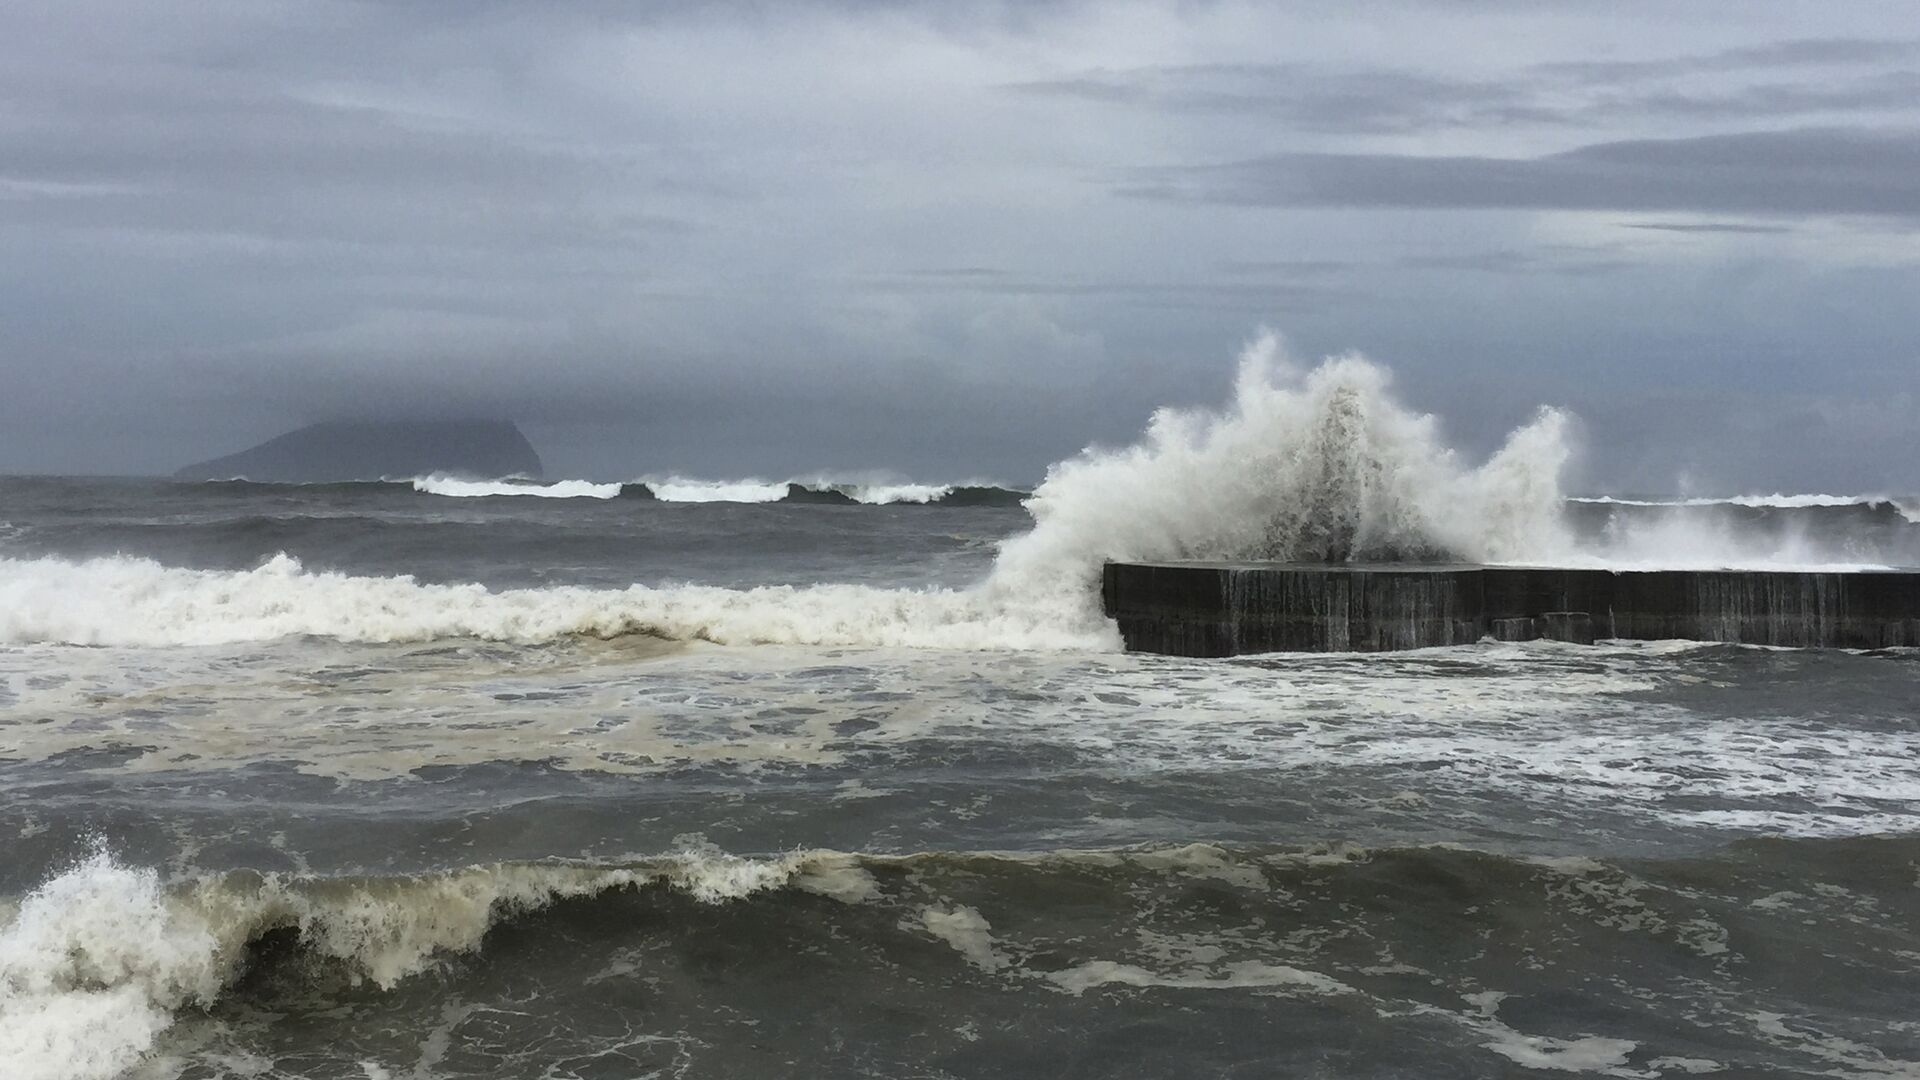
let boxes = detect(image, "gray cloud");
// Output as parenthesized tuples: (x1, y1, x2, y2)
(860, 273, 1349, 311)
(1617, 221, 1794, 234)
(1394, 249, 1637, 276)
(1011, 66, 1550, 134)
(1010, 38, 1920, 133)
(1215, 259, 1355, 277)
(1125, 128, 1920, 217)
(1533, 37, 1919, 83)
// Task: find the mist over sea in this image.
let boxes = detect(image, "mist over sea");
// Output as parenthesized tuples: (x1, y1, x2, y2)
(4, 345, 1919, 1079)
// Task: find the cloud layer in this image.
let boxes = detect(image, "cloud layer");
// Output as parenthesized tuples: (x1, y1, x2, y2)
(2, 1, 1916, 492)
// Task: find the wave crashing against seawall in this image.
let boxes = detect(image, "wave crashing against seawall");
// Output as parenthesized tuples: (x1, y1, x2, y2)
(0, 335, 1590, 649)
(34, 334, 1912, 650)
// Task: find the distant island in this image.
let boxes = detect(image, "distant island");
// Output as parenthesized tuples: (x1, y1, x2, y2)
(173, 419, 544, 482)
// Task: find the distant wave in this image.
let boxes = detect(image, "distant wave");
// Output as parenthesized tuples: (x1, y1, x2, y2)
(1573, 494, 1920, 524)
(628, 477, 1028, 506)
(189, 475, 1913, 520)
(410, 476, 624, 499)
(193, 475, 1030, 506)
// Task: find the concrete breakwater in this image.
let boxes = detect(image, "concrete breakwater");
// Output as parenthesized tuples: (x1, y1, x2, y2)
(1101, 562, 1920, 656)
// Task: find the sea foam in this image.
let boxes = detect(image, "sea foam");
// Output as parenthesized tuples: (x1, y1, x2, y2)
(410, 476, 624, 499)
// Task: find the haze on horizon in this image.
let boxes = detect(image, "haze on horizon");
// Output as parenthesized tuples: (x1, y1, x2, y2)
(3, 0, 1916, 493)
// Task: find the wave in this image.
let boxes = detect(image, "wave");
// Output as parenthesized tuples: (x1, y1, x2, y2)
(6, 835, 1914, 1080)
(409, 476, 625, 499)
(0, 552, 1106, 650)
(1575, 493, 1920, 524)
(630, 477, 1028, 506)
(0, 846, 875, 1080)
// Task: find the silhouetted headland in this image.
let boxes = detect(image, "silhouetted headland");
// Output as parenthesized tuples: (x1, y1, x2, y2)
(173, 419, 543, 482)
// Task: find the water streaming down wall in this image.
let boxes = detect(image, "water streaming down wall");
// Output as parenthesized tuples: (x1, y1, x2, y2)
(1102, 563, 1920, 656)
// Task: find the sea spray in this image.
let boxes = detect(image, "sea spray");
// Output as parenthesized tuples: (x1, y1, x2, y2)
(988, 333, 1573, 629)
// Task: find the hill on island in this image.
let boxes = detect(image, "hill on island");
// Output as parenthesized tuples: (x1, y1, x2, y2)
(174, 419, 544, 482)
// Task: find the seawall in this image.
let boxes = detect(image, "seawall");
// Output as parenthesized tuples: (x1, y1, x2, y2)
(1100, 562, 1920, 656)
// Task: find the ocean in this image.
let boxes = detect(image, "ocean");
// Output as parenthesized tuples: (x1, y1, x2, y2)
(4, 352, 1920, 1079)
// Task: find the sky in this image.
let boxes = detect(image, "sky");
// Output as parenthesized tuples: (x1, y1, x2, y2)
(2, 0, 1917, 491)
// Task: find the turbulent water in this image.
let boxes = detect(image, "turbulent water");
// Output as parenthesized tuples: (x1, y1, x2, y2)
(4, 340, 1920, 1079)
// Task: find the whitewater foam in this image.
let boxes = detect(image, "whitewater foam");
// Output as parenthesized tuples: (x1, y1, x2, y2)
(631, 476, 1008, 504)
(639, 477, 789, 503)
(1046, 959, 1356, 997)
(828, 481, 956, 504)
(0, 552, 1106, 650)
(410, 476, 624, 499)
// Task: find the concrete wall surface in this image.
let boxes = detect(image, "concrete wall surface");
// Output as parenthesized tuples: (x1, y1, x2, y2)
(1102, 562, 1920, 656)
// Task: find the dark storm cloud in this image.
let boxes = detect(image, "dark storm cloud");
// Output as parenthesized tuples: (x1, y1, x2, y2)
(1124, 129, 1920, 217)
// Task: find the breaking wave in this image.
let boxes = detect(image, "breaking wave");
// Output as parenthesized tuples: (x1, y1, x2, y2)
(0, 846, 876, 1080)
(0, 552, 1102, 650)
(410, 476, 625, 499)
(6, 835, 1915, 1080)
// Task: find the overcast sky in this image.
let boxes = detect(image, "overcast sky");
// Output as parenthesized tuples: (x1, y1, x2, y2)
(3, 0, 1916, 491)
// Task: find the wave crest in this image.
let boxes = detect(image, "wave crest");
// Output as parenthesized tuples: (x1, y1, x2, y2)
(0, 847, 874, 1080)
(410, 476, 625, 499)
(0, 552, 1106, 649)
